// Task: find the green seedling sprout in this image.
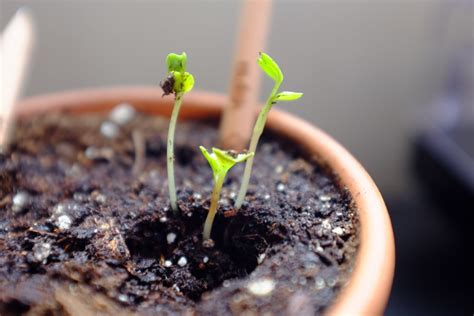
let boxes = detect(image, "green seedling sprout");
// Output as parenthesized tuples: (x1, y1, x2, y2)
(234, 52, 303, 209)
(160, 52, 195, 213)
(199, 146, 253, 240)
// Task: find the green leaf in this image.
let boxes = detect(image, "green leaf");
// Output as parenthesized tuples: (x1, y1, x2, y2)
(200, 146, 253, 177)
(200, 146, 220, 176)
(166, 52, 187, 73)
(213, 148, 253, 165)
(273, 91, 303, 102)
(173, 72, 194, 94)
(257, 52, 283, 83)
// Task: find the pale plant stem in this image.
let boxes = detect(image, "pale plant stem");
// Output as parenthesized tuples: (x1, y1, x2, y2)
(235, 82, 281, 209)
(167, 94, 183, 213)
(203, 174, 225, 240)
(132, 130, 145, 176)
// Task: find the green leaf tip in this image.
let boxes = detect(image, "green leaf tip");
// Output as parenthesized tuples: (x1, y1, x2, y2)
(166, 52, 187, 73)
(274, 91, 303, 102)
(173, 72, 194, 94)
(200, 146, 254, 177)
(161, 52, 194, 96)
(258, 52, 283, 83)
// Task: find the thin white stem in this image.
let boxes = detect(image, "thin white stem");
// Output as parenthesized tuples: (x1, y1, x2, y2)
(167, 94, 183, 213)
(235, 82, 280, 209)
(132, 130, 145, 176)
(203, 174, 225, 240)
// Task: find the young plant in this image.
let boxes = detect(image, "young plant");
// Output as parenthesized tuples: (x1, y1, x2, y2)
(199, 146, 253, 240)
(160, 52, 195, 213)
(234, 52, 303, 209)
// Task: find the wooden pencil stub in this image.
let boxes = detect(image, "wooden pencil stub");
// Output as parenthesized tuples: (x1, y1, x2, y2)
(219, 0, 272, 151)
(0, 9, 34, 152)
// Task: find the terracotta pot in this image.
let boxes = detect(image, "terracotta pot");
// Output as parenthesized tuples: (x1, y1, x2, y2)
(16, 86, 395, 315)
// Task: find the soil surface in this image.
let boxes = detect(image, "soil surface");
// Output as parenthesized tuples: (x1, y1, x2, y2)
(0, 108, 359, 316)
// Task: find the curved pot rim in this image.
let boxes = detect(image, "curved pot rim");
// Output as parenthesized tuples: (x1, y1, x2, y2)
(15, 86, 395, 315)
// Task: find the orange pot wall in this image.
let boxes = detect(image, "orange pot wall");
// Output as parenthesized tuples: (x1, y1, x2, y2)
(16, 87, 395, 315)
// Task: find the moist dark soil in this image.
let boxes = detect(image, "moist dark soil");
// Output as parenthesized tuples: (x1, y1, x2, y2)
(0, 110, 359, 316)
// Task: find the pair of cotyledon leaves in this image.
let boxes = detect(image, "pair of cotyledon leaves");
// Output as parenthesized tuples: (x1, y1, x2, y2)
(166, 52, 195, 94)
(257, 52, 303, 103)
(199, 146, 254, 180)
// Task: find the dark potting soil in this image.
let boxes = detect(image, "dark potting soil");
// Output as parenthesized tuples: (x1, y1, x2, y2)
(0, 110, 359, 316)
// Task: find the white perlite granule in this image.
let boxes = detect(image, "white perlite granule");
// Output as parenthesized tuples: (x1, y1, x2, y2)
(109, 103, 136, 125)
(247, 278, 275, 296)
(100, 121, 119, 138)
(177, 256, 187, 267)
(166, 232, 177, 244)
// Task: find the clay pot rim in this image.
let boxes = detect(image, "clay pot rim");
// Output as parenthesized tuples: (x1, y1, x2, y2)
(16, 86, 395, 315)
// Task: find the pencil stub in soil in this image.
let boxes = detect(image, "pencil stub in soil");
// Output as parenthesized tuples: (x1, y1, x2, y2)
(0, 111, 359, 315)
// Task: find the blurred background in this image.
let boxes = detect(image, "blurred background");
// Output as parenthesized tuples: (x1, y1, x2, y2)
(1, 0, 473, 314)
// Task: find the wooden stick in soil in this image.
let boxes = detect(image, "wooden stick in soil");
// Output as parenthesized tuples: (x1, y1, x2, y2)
(218, 0, 272, 151)
(0, 9, 34, 153)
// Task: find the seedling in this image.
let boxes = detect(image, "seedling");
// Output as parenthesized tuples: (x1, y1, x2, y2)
(160, 52, 195, 213)
(234, 52, 303, 208)
(199, 146, 253, 240)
